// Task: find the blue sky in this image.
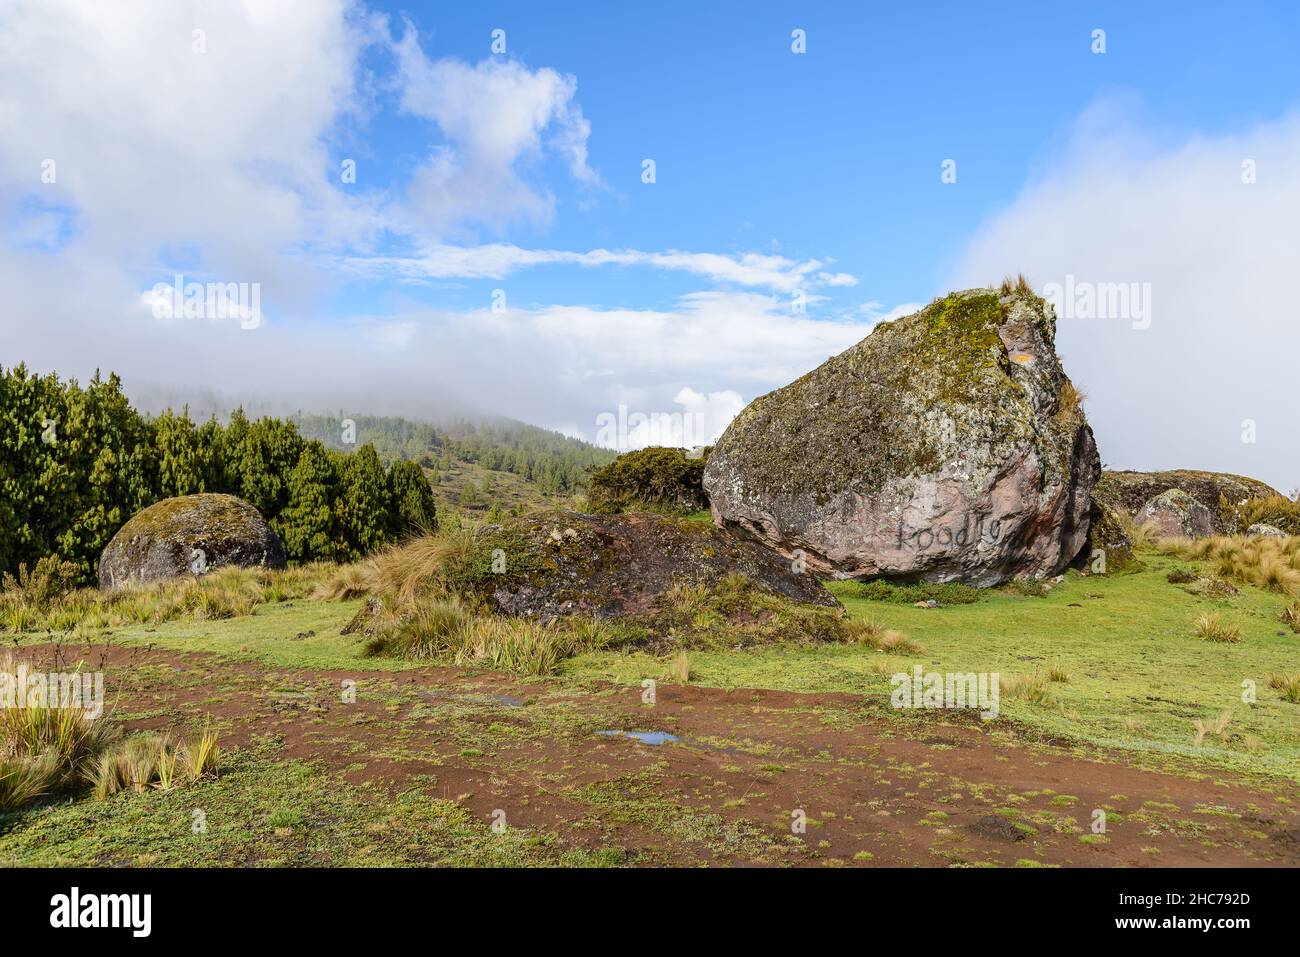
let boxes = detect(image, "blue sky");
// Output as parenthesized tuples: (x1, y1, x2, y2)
(338, 0, 1300, 312)
(1, 1, 1297, 488)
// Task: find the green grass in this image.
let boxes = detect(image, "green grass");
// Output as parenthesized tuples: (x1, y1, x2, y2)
(8, 546, 1299, 783)
(0, 749, 625, 867)
(564, 550, 1300, 781)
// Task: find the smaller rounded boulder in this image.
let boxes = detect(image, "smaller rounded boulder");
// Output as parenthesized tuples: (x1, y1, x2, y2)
(98, 493, 287, 590)
(1247, 523, 1288, 538)
(1135, 489, 1214, 539)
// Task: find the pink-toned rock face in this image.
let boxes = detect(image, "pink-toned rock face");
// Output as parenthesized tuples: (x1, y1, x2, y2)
(1135, 489, 1215, 540)
(703, 288, 1101, 586)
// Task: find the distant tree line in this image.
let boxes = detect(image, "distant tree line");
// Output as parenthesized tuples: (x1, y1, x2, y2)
(293, 413, 616, 494)
(0, 365, 436, 583)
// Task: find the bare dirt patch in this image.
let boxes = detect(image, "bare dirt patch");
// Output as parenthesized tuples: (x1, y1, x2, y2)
(49, 643, 1300, 867)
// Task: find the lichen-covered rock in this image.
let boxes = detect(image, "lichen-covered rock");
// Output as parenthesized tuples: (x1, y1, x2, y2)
(1247, 523, 1289, 538)
(1135, 489, 1215, 539)
(1079, 494, 1134, 571)
(703, 288, 1100, 586)
(1096, 469, 1279, 534)
(98, 493, 286, 589)
(462, 510, 838, 621)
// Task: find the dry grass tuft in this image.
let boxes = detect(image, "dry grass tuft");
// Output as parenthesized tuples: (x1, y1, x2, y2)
(1159, 534, 1300, 596)
(1281, 602, 1300, 634)
(1193, 710, 1233, 746)
(849, 619, 924, 655)
(1001, 673, 1053, 705)
(1267, 673, 1300, 704)
(998, 273, 1035, 297)
(92, 726, 220, 799)
(0, 651, 121, 811)
(668, 650, 692, 683)
(1, 563, 325, 637)
(1193, 612, 1242, 643)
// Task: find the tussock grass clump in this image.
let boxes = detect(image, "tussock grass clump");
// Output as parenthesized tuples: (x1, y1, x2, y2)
(1056, 380, 1086, 427)
(1267, 673, 1300, 704)
(361, 598, 617, 676)
(1159, 534, 1300, 597)
(1280, 602, 1300, 634)
(1, 651, 220, 811)
(91, 727, 220, 799)
(0, 652, 121, 812)
(1127, 521, 1163, 549)
(667, 650, 692, 683)
(1166, 567, 1197, 584)
(1047, 662, 1071, 683)
(998, 273, 1034, 297)
(1002, 673, 1053, 705)
(849, 619, 924, 656)
(1193, 710, 1233, 747)
(315, 531, 476, 606)
(1193, 612, 1242, 643)
(0, 751, 62, 812)
(1, 563, 325, 636)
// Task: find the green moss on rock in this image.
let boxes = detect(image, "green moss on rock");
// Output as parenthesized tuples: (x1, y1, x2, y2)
(98, 493, 286, 589)
(703, 287, 1101, 585)
(452, 510, 838, 621)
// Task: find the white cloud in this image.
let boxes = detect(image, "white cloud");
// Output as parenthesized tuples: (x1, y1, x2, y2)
(393, 27, 602, 233)
(345, 244, 857, 292)
(0, 1, 878, 450)
(951, 100, 1300, 491)
(590, 387, 745, 451)
(0, 0, 377, 278)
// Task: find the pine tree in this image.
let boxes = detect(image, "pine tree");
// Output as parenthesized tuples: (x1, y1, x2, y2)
(387, 459, 436, 537)
(275, 441, 340, 561)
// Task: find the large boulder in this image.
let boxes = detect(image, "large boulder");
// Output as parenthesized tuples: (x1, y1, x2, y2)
(1134, 488, 1215, 539)
(703, 287, 1101, 586)
(98, 493, 286, 589)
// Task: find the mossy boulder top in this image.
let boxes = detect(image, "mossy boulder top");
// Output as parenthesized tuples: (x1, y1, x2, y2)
(461, 510, 839, 621)
(98, 493, 286, 590)
(1097, 469, 1280, 535)
(703, 288, 1101, 586)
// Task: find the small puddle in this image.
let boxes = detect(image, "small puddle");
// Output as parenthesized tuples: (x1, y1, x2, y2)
(597, 730, 679, 746)
(491, 695, 525, 708)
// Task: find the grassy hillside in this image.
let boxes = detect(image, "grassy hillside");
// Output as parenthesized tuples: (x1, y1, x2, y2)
(427, 456, 580, 521)
(293, 412, 615, 495)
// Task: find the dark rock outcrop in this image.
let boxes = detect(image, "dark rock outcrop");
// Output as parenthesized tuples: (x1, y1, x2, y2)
(1079, 494, 1134, 571)
(98, 493, 286, 589)
(466, 511, 838, 621)
(703, 287, 1101, 586)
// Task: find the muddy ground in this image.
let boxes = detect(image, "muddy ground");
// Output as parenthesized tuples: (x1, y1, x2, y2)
(42, 642, 1299, 868)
